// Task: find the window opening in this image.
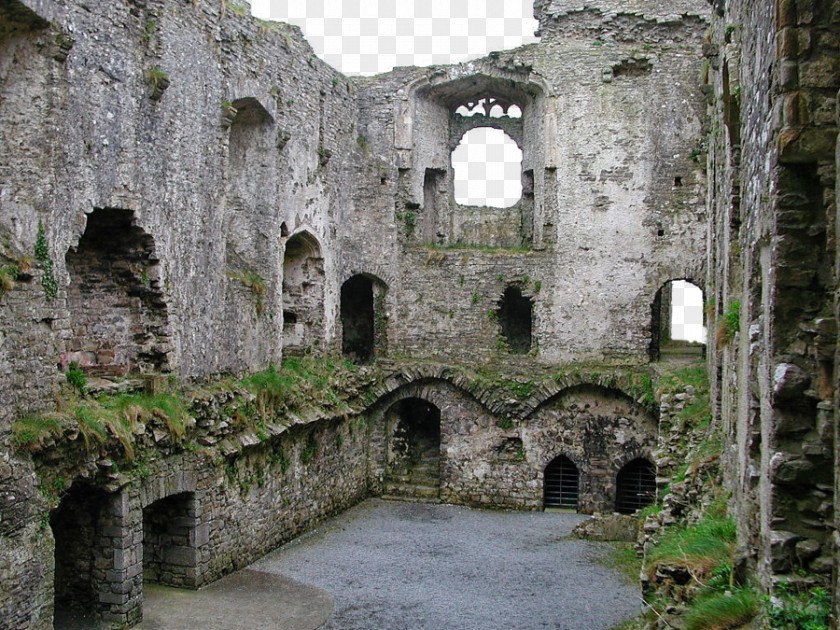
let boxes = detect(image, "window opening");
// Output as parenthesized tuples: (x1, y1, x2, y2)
(544, 455, 579, 510)
(496, 286, 533, 354)
(452, 127, 522, 208)
(341, 275, 375, 363)
(615, 458, 656, 514)
(282, 231, 324, 355)
(649, 280, 706, 361)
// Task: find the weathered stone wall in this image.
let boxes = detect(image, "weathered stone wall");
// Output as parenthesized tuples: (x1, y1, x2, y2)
(705, 0, 840, 601)
(350, 5, 710, 366)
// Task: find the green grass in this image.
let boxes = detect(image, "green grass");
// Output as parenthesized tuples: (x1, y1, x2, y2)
(765, 582, 831, 630)
(13, 391, 188, 460)
(684, 588, 758, 630)
(12, 415, 63, 449)
(646, 512, 735, 580)
(599, 542, 643, 586)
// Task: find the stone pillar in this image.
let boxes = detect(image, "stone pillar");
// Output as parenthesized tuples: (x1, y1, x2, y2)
(98, 490, 143, 628)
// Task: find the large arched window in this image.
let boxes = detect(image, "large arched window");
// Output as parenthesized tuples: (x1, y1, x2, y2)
(544, 455, 579, 510)
(615, 458, 656, 514)
(451, 128, 522, 208)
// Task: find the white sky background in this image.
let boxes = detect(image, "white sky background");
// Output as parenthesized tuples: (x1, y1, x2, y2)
(249, 0, 706, 344)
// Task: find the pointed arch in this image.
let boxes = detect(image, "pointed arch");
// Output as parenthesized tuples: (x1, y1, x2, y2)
(282, 230, 325, 356)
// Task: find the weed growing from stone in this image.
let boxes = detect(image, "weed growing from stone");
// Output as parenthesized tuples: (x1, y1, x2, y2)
(764, 581, 830, 630)
(34, 221, 57, 300)
(683, 588, 758, 630)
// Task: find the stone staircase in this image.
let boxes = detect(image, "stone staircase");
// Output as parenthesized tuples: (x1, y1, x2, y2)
(382, 446, 440, 502)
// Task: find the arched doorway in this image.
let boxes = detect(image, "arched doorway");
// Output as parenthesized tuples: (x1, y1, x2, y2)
(383, 398, 441, 501)
(543, 455, 579, 510)
(615, 458, 656, 514)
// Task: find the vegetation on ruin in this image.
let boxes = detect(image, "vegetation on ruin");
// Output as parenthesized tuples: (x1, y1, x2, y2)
(228, 269, 267, 316)
(764, 581, 831, 630)
(13, 391, 189, 461)
(422, 242, 534, 255)
(716, 300, 740, 345)
(0, 264, 19, 295)
(34, 221, 58, 300)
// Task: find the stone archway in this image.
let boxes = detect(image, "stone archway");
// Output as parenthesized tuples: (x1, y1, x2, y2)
(382, 397, 441, 501)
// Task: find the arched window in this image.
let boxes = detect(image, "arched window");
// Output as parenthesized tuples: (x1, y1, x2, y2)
(615, 458, 656, 514)
(650, 279, 706, 361)
(544, 455, 579, 510)
(451, 128, 522, 208)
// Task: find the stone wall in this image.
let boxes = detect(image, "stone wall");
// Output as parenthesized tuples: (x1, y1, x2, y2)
(704, 0, 840, 603)
(349, 4, 710, 367)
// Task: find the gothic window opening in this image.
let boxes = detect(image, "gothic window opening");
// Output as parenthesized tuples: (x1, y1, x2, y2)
(649, 279, 706, 361)
(497, 286, 533, 354)
(544, 455, 579, 510)
(65, 208, 171, 377)
(51, 484, 109, 626)
(143, 492, 198, 589)
(282, 231, 325, 356)
(615, 458, 656, 514)
(451, 127, 522, 208)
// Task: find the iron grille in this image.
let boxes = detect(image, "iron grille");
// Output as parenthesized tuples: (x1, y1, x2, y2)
(615, 459, 656, 514)
(544, 455, 579, 510)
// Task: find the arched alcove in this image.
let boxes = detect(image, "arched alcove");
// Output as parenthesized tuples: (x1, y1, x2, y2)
(51, 483, 110, 625)
(65, 208, 171, 377)
(282, 231, 325, 356)
(143, 492, 198, 589)
(544, 455, 579, 510)
(615, 458, 656, 514)
(383, 397, 441, 500)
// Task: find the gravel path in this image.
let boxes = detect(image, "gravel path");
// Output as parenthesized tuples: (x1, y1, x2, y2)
(251, 499, 641, 630)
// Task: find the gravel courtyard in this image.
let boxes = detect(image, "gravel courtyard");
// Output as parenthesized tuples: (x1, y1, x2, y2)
(250, 498, 641, 630)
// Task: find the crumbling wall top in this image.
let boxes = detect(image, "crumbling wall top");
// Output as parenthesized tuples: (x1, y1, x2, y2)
(534, 0, 711, 26)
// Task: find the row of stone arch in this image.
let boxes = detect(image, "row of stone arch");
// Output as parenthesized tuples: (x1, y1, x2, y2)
(544, 455, 656, 514)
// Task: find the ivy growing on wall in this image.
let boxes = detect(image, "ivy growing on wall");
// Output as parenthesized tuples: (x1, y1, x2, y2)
(34, 221, 58, 301)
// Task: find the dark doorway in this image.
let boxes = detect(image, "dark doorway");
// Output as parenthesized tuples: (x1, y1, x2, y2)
(543, 455, 579, 510)
(51, 484, 109, 624)
(497, 287, 533, 354)
(615, 458, 656, 514)
(341, 275, 374, 363)
(384, 398, 441, 500)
